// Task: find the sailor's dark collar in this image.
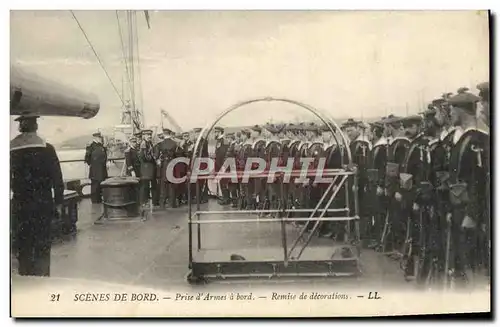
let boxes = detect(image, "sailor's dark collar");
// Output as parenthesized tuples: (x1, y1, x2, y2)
(252, 138, 265, 147)
(10, 132, 46, 151)
(440, 127, 456, 141)
(390, 136, 410, 145)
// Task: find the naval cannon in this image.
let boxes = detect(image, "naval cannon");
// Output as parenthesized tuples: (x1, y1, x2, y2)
(10, 65, 101, 241)
(185, 97, 361, 284)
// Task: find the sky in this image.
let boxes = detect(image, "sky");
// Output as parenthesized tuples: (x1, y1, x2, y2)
(10, 10, 489, 142)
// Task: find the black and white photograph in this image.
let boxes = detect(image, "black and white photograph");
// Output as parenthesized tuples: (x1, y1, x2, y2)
(9, 8, 491, 317)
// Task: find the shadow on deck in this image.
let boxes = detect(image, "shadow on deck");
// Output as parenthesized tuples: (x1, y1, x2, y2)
(13, 198, 416, 291)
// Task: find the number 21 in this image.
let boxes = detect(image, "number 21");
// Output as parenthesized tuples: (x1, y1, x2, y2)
(50, 294, 60, 302)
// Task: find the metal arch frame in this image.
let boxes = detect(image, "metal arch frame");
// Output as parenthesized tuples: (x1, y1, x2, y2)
(189, 97, 353, 171)
(186, 97, 360, 282)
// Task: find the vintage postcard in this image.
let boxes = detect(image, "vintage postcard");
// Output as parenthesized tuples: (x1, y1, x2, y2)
(9, 9, 491, 317)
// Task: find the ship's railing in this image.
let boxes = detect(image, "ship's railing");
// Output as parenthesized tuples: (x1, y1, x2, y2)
(59, 157, 125, 197)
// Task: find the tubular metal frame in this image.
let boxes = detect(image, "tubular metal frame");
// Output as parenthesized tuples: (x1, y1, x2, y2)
(185, 97, 360, 283)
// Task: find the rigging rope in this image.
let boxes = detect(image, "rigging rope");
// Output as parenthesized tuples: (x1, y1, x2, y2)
(134, 12, 144, 117)
(69, 10, 125, 106)
(115, 10, 133, 101)
(127, 11, 136, 112)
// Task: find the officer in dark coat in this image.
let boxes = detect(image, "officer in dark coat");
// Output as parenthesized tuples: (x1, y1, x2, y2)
(397, 115, 430, 280)
(225, 132, 240, 208)
(237, 129, 253, 209)
(366, 120, 388, 248)
(477, 81, 490, 128)
(84, 132, 108, 203)
(138, 129, 158, 206)
(264, 124, 284, 217)
(124, 136, 141, 177)
(177, 131, 192, 205)
(191, 128, 210, 203)
(11, 114, 64, 276)
(446, 90, 490, 287)
(154, 128, 179, 208)
(346, 119, 372, 246)
(251, 126, 267, 212)
(214, 126, 230, 205)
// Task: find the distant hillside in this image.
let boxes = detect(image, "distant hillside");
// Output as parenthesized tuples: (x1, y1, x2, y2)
(55, 117, 381, 150)
(56, 134, 94, 150)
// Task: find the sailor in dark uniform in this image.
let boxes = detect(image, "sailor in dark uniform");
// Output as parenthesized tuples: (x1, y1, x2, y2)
(138, 129, 158, 206)
(307, 123, 325, 222)
(187, 128, 201, 201)
(287, 124, 302, 217)
(154, 128, 178, 208)
(315, 125, 336, 237)
(343, 119, 372, 245)
(224, 132, 239, 207)
(445, 90, 490, 287)
(264, 124, 283, 217)
(278, 125, 292, 217)
(124, 136, 141, 177)
(213, 126, 230, 205)
(11, 114, 64, 276)
(296, 124, 316, 218)
(365, 119, 389, 248)
(237, 128, 253, 209)
(476, 81, 491, 278)
(134, 131, 143, 140)
(84, 131, 108, 204)
(249, 125, 267, 211)
(396, 115, 432, 279)
(422, 98, 457, 282)
(477, 81, 490, 129)
(378, 115, 408, 254)
(176, 131, 192, 205)
(191, 127, 209, 204)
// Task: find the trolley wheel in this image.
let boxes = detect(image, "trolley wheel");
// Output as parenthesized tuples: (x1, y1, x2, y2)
(186, 270, 205, 285)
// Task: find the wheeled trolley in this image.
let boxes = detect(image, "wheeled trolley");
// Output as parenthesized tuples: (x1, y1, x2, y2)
(185, 97, 361, 283)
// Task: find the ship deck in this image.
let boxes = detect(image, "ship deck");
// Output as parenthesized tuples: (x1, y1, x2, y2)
(11, 197, 426, 290)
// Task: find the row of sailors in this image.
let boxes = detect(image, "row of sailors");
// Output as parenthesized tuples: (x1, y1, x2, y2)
(124, 127, 210, 209)
(208, 84, 490, 288)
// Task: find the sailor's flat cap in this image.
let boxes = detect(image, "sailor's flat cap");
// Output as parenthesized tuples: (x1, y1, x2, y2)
(442, 92, 454, 99)
(319, 124, 332, 132)
(214, 126, 224, 132)
(241, 128, 251, 135)
(265, 123, 285, 134)
(142, 129, 153, 135)
(447, 92, 481, 107)
(306, 122, 320, 132)
(477, 81, 489, 92)
(15, 113, 39, 121)
(381, 114, 401, 125)
(432, 98, 447, 106)
(251, 125, 262, 133)
(162, 128, 174, 135)
(420, 107, 437, 117)
(341, 118, 362, 129)
(477, 81, 490, 101)
(92, 131, 102, 137)
(370, 121, 384, 129)
(192, 128, 202, 133)
(401, 115, 423, 126)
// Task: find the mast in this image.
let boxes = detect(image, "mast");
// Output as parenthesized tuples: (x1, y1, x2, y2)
(116, 10, 151, 135)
